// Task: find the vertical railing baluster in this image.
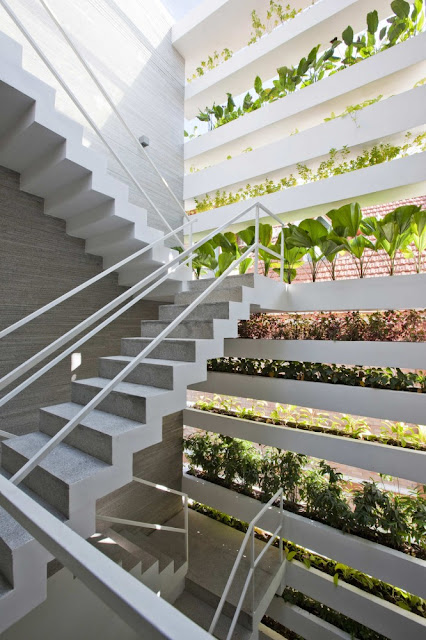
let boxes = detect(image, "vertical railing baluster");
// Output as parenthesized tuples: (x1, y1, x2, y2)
(280, 225, 285, 282)
(254, 205, 260, 275)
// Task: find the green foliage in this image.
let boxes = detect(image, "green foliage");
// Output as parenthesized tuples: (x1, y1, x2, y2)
(190, 501, 426, 618)
(187, 48, 233, 83)
(195, 1, 424, 130)
(193, 132, 426, 215)
(324, 95, 384, 123)
(207, 357, 426, 393)
(185, 431, 426, 557)
(193, 393, 426, 450)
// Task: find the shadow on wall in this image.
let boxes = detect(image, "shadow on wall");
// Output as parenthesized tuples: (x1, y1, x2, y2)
(0, 0, 185, 234)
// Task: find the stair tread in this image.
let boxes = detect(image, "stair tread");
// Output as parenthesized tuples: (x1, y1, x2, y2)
(174, 590, 252, 640)
(72, 377, 169, 399)
(100, 355, 190, 369)
(40, 402, 145, 436)
(104, 529, 158, 573)
(88, 533, 141, 571)
(0, 468, 66, 523)
(3, 432, 110, 484)
(118, 527, 175, 572)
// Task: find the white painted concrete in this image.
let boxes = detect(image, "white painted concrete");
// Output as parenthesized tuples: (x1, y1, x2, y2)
(183, 0, 391, 119)
(280, 561, 426, 640)
(184, 32, 426, 168)
(183, 408, 426, 484)
(182, 472, 426, 598)
(184, 85, 426, 199)
(267, 601, 352, 640)
(189, 152, 426, 237)
(191, 371, 426, 424)
(224, 339, 426, 369)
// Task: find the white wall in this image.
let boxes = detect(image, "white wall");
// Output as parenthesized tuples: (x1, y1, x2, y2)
(0, 0, 185, 233)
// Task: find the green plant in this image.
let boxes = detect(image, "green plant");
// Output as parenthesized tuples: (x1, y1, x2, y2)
(324, 95, 384, 123)
(187, 48, 233, 82)
(185, 431, 426, 557)
(190, 501, 426, 617)
(192, 132, 426, 215)
(194, 2, 424, 132)
(248, 1, 303, 45)
(207, 357, 426, 393)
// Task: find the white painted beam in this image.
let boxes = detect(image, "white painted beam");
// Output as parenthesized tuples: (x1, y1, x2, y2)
(183, 0, 391, 120)
(183, 408, 426, 484)
(184, 32, 426, 167)
(224, 339, 426, 369)
(189, 153, 426, 237)
(183, 472, 426, 598)
(191, 371, 426, 424)
(184, 85, 426, 199)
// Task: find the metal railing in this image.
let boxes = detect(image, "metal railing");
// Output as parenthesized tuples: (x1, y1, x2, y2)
(97, 477, 189, 566)
(209, 488, 285, 640)
(0, 0, 191, 250)
(0, 200, 284, 486)
(0, 474, 211, 639)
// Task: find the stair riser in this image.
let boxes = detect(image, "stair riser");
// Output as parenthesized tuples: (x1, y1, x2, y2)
(98, 359, 175, 390)
(39, 411, 113, 464)
(186, 275, 254, 293)
(186, 578, 253, 631)
(0, 538, 13, 586)
(121, 339, 197, 362)
(175, 288, 243, 305)
(71, 383, 146, 422)
(159, 303, 230, 322)
(1, 446, 70, 518)
(140, 322, 214, 339)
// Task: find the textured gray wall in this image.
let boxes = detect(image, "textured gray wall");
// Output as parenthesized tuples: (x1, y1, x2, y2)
(0, 165, 183, 525)
(1, 0, 185, 234)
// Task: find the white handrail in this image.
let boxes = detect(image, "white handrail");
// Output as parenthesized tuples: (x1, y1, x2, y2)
(9, 244, 256, 486)
(0, 220, 194, 341)
(97, 515, 186, 535)
(37, 0, 190, 223)
(209, 488, 284, 638)
(0, 475, 211, 639)
(0, 0, 186, 248)
(0, 201, 263, 400)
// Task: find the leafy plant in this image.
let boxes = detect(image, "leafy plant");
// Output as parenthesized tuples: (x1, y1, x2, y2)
(207, 357, 426, 393)
(193, 2, 424, 132)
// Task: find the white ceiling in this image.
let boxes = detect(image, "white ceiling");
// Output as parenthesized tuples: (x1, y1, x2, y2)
(161, 0, 204, 21)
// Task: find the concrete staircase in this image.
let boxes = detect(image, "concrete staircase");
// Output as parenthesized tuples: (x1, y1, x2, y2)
(0, 28, 287, 635)
(0, 273, 286, 632)
(0, 30, 186, 299)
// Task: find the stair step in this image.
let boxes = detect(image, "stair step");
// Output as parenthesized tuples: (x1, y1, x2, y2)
(140, 320, 215, 339)
(175, 286, 244, 305)
(71, 377, 169, 422)
(88, 532, 141, 572)
(174, 590, 252, 640)
(1, 432, 110, 518)
(117, 527, 175, 573)
(103, 529, 159, 574)
(98, 356, 192, 390)
(186, 274, 255, 293)
(39, 402, 147, 464)
(159, 301, 232, 322)
(121, 338, 198, 362)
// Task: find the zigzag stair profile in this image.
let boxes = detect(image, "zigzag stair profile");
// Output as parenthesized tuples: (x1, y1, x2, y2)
(0, 30, 187, 296)
(0, 273, 288, 632)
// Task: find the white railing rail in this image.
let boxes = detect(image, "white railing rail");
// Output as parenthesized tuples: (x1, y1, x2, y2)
(97, 476, 189, 565)
(0, 220, 194, 342)
(0, 0, 188, 249)
(4, 200, 284, 486)
(0, 201, 281, 408)
(209, 488, 284, 640)
(0, 474, 211, 639)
